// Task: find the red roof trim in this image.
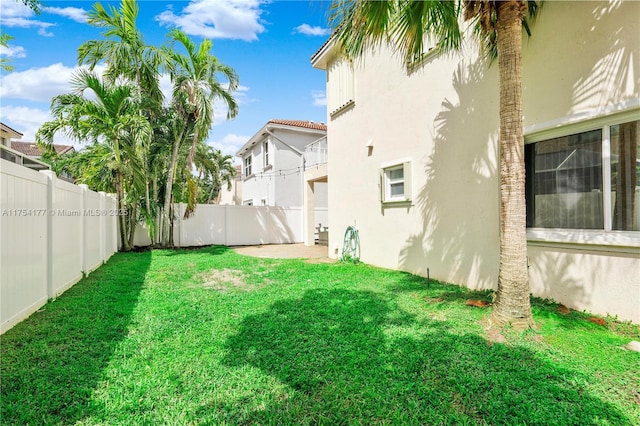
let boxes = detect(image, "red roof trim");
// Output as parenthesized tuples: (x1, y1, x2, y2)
(268, 119, 327, 131)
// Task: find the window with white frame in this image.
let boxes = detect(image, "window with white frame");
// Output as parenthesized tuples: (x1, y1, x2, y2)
(244, 155, 252, 178)
(381, 162, 411, 204)
(525, 118, 639, 232)
(327, 58, 355, 117)
(263, 141, 270, 168)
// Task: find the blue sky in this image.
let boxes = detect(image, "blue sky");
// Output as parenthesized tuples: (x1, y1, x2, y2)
(0, 0, 331, 158)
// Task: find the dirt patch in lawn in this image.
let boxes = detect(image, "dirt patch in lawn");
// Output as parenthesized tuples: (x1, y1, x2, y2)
(198, 269, 252, 292)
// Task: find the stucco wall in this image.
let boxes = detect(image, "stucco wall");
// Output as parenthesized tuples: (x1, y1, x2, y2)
(323, 1, 639, 322)
(242, 127, 328, 209)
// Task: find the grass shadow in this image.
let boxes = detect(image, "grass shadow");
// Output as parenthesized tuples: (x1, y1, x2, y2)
(0, 251, 151, 424)
(220, 288, 629, 425)
(161, 245, 230, 256)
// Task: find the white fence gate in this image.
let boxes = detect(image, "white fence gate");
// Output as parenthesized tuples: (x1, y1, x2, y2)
(1, 160, 118, 334)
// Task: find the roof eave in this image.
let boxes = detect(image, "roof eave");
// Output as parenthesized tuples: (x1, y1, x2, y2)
(235, 122, 327, 157)
(236, 122, 270, 157)
(1, 122, 24, 138)
(311, 36, 339, 70)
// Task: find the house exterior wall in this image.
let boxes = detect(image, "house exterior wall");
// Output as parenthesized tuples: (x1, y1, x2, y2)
(321, 1, 640, 322)
(240, 127, 328, 209)
(1, 124, 21, 149)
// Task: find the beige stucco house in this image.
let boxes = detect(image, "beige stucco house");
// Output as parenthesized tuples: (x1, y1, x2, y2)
(0, 122, 51, 170)
(312, 1, 639, 322)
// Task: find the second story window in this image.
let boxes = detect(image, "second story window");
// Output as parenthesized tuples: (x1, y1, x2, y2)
(263, 141, 270, 168)
(244, 155, 252, 178)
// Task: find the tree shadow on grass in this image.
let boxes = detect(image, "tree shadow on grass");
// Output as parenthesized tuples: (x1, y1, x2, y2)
(0, 251, 151, 425)
(219, 288, 629, 425)
(161, 245, 231, 256)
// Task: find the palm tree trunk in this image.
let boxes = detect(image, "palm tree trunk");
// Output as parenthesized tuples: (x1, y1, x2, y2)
(162, 136, 181, 247)
(491, 1, 533, 328)
(115, 170, 131, 251)
(127, 202, 137, 250)
(206, 184, 216, 204)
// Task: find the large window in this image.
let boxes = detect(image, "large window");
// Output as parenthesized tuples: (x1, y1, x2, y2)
(526, 119, 639, 232)
(381, 162, 411, 204)
(611, 121, 639, 231)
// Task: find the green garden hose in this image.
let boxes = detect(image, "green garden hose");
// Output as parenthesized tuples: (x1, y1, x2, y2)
(341, 225, 360, 262)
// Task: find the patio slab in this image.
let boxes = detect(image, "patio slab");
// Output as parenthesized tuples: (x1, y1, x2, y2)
(232, 243, 331, 260)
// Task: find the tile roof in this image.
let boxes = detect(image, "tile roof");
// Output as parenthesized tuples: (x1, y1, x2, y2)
(268, 119, 327, 131)
(10, 141, 74, 157)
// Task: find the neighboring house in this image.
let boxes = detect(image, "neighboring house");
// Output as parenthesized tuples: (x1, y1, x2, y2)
(217, 165, 243, 205)
(312, 1, 639, 322)
(10, 141, 75, 182)
(0, 122, 50, 170)
(1, 122, 22, 149)
(236, 119, 329, 244)
(10, 141, 74, 158)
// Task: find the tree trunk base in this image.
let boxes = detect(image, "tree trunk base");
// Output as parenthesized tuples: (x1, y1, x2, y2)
(490, 309, 534, 330)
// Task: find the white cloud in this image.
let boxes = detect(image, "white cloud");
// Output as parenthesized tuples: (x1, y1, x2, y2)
(43, 6, 88, 24)
(37, 27, 55, 37)
(312, 90, 326, 107)
(0, 44, 26, 58)
(0, 1, 57, 35)
(0, 63, 105, 102)
(0, 105, 76, 146)
(155, 0, 266, 41)
(208, 133, 249, 158)
(294, 24, 331, 37)
(0, 63, 75, 102)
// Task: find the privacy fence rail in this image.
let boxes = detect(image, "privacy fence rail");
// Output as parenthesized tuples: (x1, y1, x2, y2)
(1, 159, 118, 334)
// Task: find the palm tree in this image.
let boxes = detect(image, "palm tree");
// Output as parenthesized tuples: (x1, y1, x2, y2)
(162, 28, 239, 220)
(330, 0, 540, 327)
(208, 151, 237, 204)
(37, 69, 151, 251)
(1, 32, 16, 72)
(193, 144, 236, 203)
(78, 0, 162, 104)
(78, 0, 163, 226)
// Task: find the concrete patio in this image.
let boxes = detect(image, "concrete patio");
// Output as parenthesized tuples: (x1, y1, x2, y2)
(232, 243, 331, 260)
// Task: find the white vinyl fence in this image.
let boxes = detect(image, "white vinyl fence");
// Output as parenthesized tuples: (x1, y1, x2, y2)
(133, 204, 329, 247)
(1, 160, 117, 334)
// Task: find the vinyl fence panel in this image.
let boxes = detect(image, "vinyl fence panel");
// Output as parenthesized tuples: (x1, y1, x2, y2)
(1, 161, 48, 334)
(1, 160, 117, 334)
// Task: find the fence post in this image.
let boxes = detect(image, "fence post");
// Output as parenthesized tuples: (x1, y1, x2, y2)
(79, 184, 89, 274)
(99, 192, 106, 263)
(41, 170, 55, 299)
(224, 204, 229, 246)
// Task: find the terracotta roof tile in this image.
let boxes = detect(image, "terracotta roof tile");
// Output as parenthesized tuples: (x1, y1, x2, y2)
(268, 119, 327, 131)
(10, 141, 74, 157)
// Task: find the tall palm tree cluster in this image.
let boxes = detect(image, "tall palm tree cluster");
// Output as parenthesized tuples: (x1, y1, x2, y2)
(35, 0, 238, 251)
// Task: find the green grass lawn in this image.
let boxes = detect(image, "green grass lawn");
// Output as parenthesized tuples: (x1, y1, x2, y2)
(2, 246, 639, 425)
